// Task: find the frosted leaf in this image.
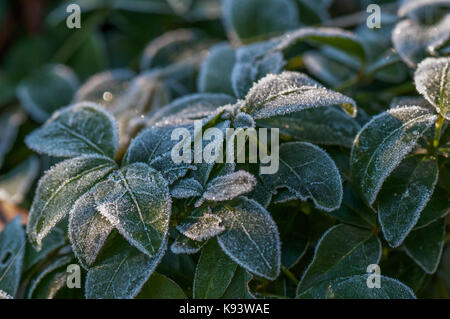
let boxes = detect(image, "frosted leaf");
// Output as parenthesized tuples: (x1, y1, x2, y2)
(233, 112, 255, 129)
(296, 224, 381, 295)
(415, 188, 450, 229)
(414, 57, 450, 120)
(0, 290, 12, 299)
(398, 0, 450, 18)
(74, 69, 135, 108)
(215, 197, 281, 280)
(222, 0, 299, 42)
(235, 163, 273, 208)
(298, 274, 416, 299)
(392, 15, 450, 68)
(125, 123, 192, 164)
(69, 189, 114, 269)
(257, 107, 361, 147)
(221, 267, 254, 299)
(95, 163, 171, 257)
(26, 255, 73, 299)
(389, 96, 433, 110)
(171, 178, 203, 199)
(196, 170, 256, 207)
(0, 107, 26, 168)
(377, 155, 438, 248)
(198, 43, 236, 96)
(272, 188, 298, 204)
(296, 0, 331, 23)
(16, 64, 79, 122)
(350, 106, 437, 206)
(232, 43, 285, 98)
(176, 206, 225, 241)
(193, 239, 237, 299)
(86, 234, 167, 299)
(0, 156, 40, 204)
(0, 217, 25, 298)
(26, 102, 119, 159)
(261, 142, 343, 212)
(404, 218, 446, 274)
(27, 156, 117, 249)
(140, 28, 210, 70)
(242, 71, 357, 120)
(147, 93, 235, 126)
(171, 235, 205, 255)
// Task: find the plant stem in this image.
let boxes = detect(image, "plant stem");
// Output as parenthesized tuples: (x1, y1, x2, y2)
(281, 265, 298, 285)
(433, 114, 445, 152)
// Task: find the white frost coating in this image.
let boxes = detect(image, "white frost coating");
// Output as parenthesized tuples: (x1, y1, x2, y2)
(25, 101, 119, 159)
(414, 57, 450, 120)
(350, 106, 437, 206)
(392, 15, 450, 68)
(243, 71, 357, 119)
(233, 112, 255, 128)
(216, 197, 281, 280)
(170, 178, 203, 199)
(195, 170, 257, 207)
(377, 156, 439, 248)
(297, 224, 382, 295)
(0, 290, 12, 299)
(69, 188, 114, 269)
(26, 155, 117, 250)
(170, 236, 204, 255)
(176, 207, 225, 241)
(95, 163, 171, 258)
(261, 142, 343, 212)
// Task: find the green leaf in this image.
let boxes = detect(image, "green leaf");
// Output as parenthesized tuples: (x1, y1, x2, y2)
(0, 217, 25, 297)
(0, 107, 26, 169)
(26, 255, 73, 299)
(404, 218, 446, 274)
(0, 156, 40, 204)
(261, 142, 343, 212)
(176, 207, 225, 242)
(222, 0, 299, 42)
(350, 106, 437, 205)
(297, 224, 381, 295)
(24, 226, 66, 272)
(95, 163, 171, 258)
(198, 43, 236, 96)
(85, 233, 166, 299)
(16, 64, 79, 122)
(27, 156, 117, 249)
(221, 267, 254, 299)
(298, 274, 416, 299)
(377, 155, 439, 247)
(26, 102, 119, 159)
(137, 273, 187, 299)
(414, 187, 450, 229)
(328, 182, 377, 228)
(215, 197, 281, 280)
(393, 15, 450, 68)
(194, 239, 238, 299)
(243, 71, 357, 120)
(414, 57, 450, 120)
(69, 188, 114, 269)
(272, 209, 308, 269)
(257, 107, 361, 147)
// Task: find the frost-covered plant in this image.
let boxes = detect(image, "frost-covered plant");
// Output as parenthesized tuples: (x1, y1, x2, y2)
(0, 0, 449, 300)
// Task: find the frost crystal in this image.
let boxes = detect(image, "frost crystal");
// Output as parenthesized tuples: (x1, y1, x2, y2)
(176, 207, 225, 241)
